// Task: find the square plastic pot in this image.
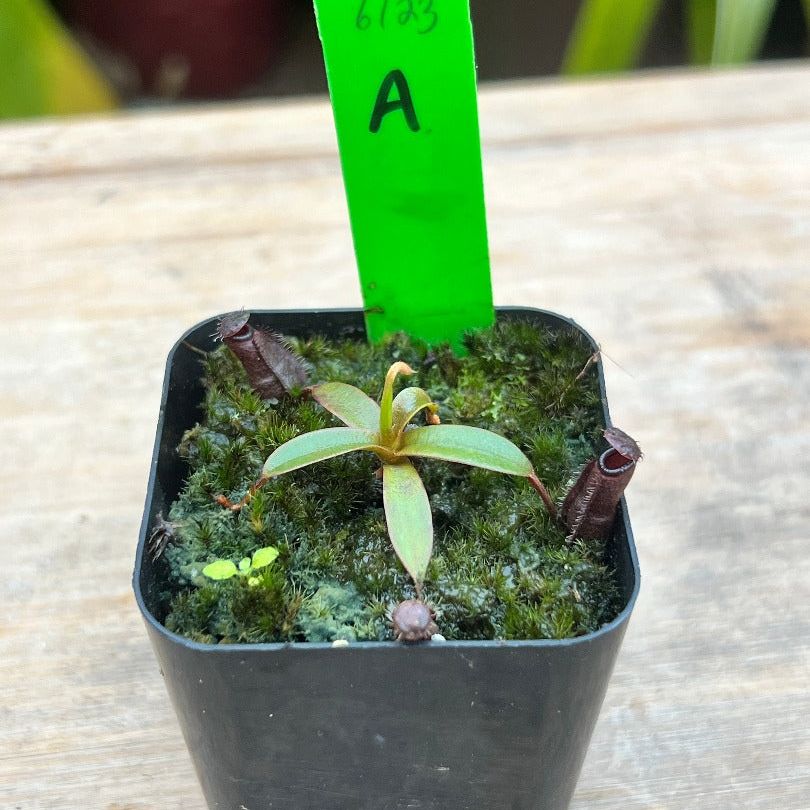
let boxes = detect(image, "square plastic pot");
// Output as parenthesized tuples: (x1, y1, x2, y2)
(134, 307, 639, 810)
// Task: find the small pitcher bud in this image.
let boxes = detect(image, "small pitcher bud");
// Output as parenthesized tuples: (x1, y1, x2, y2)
(217, 312, 308, 400)
(561, 427, 641, 540)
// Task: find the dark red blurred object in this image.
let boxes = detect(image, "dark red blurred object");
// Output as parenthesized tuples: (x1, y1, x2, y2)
(66, 0, 287, 98)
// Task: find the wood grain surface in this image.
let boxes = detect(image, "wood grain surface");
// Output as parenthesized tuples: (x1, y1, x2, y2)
(1, 63, 808, 809)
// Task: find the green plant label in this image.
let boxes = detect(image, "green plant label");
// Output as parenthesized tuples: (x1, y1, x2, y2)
(314, 0, 494, 350)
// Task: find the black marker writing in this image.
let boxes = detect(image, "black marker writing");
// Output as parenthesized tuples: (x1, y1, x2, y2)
(416, 0, 438, 34)
(369, 69, 421, 133)
(356, 0, 371, 29)
(356, 0, 438, 32)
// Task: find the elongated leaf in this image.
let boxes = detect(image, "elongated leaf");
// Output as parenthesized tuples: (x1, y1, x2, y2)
(382, 461, 433, 585)
(202, 560, 238, 580)
(263, 428, 378, 477)
(0, 0, 117, 119)
(380, 362, 415, 442)
(712, 0, 777, 64)
(391, 387, 437, 439)
(311, 382, 380, 430)
(563, 0, 662, 75)
(399, 425, 533, 477)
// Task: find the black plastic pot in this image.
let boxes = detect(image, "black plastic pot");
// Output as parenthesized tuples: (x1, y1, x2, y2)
(134, 307, 639, 810)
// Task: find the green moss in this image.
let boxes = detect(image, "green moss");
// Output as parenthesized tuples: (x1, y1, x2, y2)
(161, 320, 621, 643)
(296, 582, 385, 642)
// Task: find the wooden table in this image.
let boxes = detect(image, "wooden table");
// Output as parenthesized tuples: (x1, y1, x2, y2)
(2, 63, 808, 809)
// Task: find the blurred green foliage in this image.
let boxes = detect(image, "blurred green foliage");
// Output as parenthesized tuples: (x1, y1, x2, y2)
(564, 0, 807, 74)
(564, 0, 664, 75)
(710, 0, 778, 64)
(0, 0, 116, 119)
(1, 0, 805, 120)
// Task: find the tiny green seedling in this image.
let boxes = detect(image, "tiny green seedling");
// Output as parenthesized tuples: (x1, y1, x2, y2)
(219, 362, 555, 598)
(202, 546, 280, 587)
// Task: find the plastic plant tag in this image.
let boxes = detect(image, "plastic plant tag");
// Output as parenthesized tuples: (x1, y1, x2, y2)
(314, 0, 494, 350)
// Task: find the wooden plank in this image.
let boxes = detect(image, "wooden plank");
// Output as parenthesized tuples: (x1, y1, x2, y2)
(2, 63, 809, 179)
(1, 64, 809, 808)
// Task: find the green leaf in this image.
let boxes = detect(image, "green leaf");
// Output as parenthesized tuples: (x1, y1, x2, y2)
(399, 425, 533, 477)
(238, 558, 251, 572)
(391, 387, 437, 439)
(263, 428, 379, 477)
(382, 461, 433, 586)
(202, 560, 238, 580)
(563, 0, 663, 75)
(686, 0, 716, 64)
(0, 0, 117, 119)
(310, 382, 380, 430)
(251, 546, 280, 569)
(379, 362, 415, 444)
(711, 0, 777, 64)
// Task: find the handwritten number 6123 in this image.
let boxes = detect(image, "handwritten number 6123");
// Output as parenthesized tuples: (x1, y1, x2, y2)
(356, 0, 438, 34)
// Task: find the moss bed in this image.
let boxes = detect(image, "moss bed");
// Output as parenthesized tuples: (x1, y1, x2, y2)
(160, 320, 622, 643)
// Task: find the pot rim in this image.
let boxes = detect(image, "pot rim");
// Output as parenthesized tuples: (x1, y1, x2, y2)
(133, 306, 640, 653)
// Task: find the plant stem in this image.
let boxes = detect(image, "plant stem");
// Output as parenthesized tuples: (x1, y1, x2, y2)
(215, 475, 270, 511)
(528, 472, 558, 521)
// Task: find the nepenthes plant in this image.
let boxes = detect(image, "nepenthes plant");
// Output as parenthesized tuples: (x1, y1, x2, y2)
(218, 360, 557, 606)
